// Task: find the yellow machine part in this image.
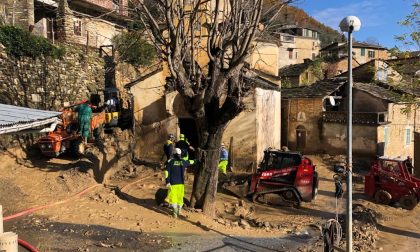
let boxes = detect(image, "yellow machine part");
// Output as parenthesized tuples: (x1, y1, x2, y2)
(105, 112, 119, 123)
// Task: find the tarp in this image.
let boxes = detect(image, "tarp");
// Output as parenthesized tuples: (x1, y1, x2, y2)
(0, 104, 61, 135)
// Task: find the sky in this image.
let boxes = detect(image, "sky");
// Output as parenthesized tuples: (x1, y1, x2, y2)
(292, 0, 415, 49)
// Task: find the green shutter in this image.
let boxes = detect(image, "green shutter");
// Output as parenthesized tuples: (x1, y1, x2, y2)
(361, 48, 365, 56)
(406, 129, 411, 145)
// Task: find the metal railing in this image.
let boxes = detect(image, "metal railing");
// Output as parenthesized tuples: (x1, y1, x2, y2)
(322, 111, 389, 125)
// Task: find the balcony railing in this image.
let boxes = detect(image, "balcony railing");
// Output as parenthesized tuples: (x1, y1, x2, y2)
(322, 111, 389, 125)
(80, 0, 127, 16)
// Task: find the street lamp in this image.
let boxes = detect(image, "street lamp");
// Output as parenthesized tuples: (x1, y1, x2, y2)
(339, 15, 361, 252)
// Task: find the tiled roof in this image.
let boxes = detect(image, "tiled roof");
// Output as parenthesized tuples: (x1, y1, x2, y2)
(243, 75, 280, 91)
(279, 61, 312, 77)
(281, 78, 347, 98)
(0, 104, 61, 134)
(282, 78, 412, 102)
(321, 41, 387, 51)
(353, 82, 402, 102)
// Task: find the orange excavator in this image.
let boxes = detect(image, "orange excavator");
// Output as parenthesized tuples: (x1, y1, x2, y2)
(37, 101, 105, 157)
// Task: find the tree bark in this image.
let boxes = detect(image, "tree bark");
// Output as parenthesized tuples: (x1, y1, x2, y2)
(190, 130, 224, 217)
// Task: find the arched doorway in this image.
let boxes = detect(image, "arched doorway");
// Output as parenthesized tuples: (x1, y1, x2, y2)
(296, 125, 307, 151)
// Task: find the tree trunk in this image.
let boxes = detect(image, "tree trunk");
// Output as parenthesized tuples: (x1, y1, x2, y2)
(190, 131, 224, 217)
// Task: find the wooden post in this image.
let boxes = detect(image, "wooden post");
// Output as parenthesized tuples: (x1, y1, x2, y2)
(86, 30, 89, 54)
(228, 136, 234, 172)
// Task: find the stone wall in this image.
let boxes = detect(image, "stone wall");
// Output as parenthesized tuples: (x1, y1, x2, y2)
(284, 97, 324, 153)
(56, 0, 123, 48)
(0, 0, 33, 30)
(322, 122, 378, 158)
(0, 43, 105, 110)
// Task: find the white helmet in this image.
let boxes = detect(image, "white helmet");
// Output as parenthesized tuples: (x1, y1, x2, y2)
(175, 148, 182, 155)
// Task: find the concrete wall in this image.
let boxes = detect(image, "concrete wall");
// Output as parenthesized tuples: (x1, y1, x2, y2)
(295, 36, 320, 62)
(223, 94, 257, 171)
(378, 103, 420, 159)
(249, 42, 280, 76)
(278, 36, 320, 69)
(352, 47, 389, 64)
(255, 88, 281, 162)
(129, 70, 166, 124)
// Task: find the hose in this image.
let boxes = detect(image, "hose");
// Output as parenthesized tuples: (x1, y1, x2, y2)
(4, 184, 101, 221)
(120, 174, 154, 192)
(18, 239, 39, 252)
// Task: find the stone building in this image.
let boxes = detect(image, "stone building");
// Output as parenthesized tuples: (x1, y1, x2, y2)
(0, 0, 129, 48)
(323, 56, 361, 78)
(320, 41, 388, 64)
(279, 59, 325, 87)
(338, 59, 403, 83)
(282, 78, 420, 164)
(126, 68, 281, 171)
(270, 26, 321, 68)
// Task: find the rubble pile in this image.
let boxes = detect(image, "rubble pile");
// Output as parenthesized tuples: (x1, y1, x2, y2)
(89, 188, 120, 205)
(335, 204, 379, 251)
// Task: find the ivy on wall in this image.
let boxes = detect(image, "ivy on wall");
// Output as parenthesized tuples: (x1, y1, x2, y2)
(0, 25, 64, 59)
(112, 31, 156, 67)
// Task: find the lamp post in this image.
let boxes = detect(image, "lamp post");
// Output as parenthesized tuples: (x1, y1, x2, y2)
(339, 16, 361, 252)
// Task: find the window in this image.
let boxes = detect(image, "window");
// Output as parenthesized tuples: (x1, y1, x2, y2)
(368, 50, 375, 58)
(405, 128, 411, 145)
(288, 48, 293, 59)
(295, 51, 298, 59)
(312, 53, 316, 59)
(112, 0, 120, 12)
(73, 18, 82, 36)
(384, 127, 389, 147)
(360, 48, 365, 56)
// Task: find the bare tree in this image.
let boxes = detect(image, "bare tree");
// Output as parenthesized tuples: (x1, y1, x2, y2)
(130, 0, 290, 216)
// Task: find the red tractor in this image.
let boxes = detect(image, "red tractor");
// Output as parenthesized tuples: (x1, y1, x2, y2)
(37, 108, 105, 158)
(365, 156, 420, 210)
(247, 149, 319, 206)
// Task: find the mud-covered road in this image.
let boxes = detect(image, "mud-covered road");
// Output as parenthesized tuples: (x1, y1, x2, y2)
(1, 150, 419, 251)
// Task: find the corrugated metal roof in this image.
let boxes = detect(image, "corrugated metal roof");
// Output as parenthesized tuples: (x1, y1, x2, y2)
(0, 104, 61, 134)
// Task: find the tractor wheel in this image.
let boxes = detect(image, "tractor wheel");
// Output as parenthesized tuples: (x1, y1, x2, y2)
(399, 195, 418, 210)
(70, 139, 85, 158)
(374, 190, 392, 205)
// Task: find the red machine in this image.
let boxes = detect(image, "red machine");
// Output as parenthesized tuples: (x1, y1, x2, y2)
(365, 156, 420, 210)
(37, 109, 105, 157)
(248, 149, 319, 206)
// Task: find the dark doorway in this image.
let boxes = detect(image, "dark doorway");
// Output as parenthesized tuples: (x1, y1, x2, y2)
(296, 125, 306, 151)
(281, 100, 289, 147)
(414, 132, 420, 177)
(179, 118, 198, 159)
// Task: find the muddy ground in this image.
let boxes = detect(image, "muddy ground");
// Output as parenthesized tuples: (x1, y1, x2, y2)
(0, 148, 419, 252)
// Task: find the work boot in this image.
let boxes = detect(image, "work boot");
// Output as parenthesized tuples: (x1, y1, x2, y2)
(177, 206, 182, 217)
(172, 207, 178, 218)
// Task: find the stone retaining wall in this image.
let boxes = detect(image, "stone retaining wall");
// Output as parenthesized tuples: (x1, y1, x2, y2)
(0, 43, 105, 110)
